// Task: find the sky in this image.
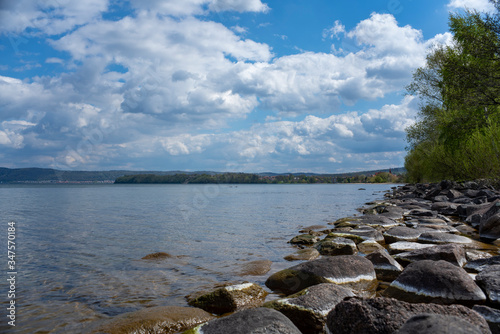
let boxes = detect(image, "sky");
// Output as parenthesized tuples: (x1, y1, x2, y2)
(0, 0, 495, 173)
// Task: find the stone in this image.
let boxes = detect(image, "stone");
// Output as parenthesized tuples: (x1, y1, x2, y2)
(184, 307, 302, 334)
(467, 200, 500, 229)
(383, 226, 422, 244)
(383, 260, 486, 306)
(299, 225, 328, 233)
(467, 250, 494, 262)
(393, 244, 467, 267)
(264, 283, 354, 334)
(265, 255, 377, 296)
(475, 265, 500, 305)
(366, 250, 404, 281)
(239, 260, 273, 276)
(326, 297, 491, 334)
(395, 313, 483, 334)
(314, 237, 357, 256)
(289, 234, 319, 245)
(387, 241, 436, 255)
(431, 202, 459, 215)
(187, 283, 267, 315)
(407, 208, 436, 217)
(480, 214, 500, 241)
(284, 248, 320, 261)
(358, 239, 386, 254)
(473, 305, 500, 334)
(141, 252, 172, 260)
(96, 306, 215, 334)
(464, 256, 500, 273)
(327, 227, 384, 243)
(418, 231, 473, 244)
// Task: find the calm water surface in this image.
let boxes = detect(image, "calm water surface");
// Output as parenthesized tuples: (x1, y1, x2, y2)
(0, 183, 395, 333)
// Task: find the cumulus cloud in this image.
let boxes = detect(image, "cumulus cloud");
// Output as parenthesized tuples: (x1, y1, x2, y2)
(448, 0, 496, 12)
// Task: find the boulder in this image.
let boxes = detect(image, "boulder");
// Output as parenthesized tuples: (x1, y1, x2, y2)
(393, 244, 467, 267)
(366, 250, 404, 281)
(383, 260, 486, 306)
(184, 307, 301, 334)
(467, 200, 500, 229)
(387, 241, 436, 255)
(464, 256, 500, 273)
(314, 237, 357, 256)
(239, 260, 273, 276)
(265, 255, 377, 296)
(326, 297, 491, 334)
(383, 226, 422, 244)
(284, 248, 320, 261)
(480, 214, 500, 241)
(358, 239, 386, 254)
(187, 283, 267, 315)
(475, 265, 500, 305)
(264, 283, 354, 334)
(396, 313, 483, 334)
(96, 306, 215, 334)
(289, 234, 319, 245)
(418, 231, 473, 244)
(431, 202, 459, 215)
(407, 208, 436, 217)
(473, 305, 500, 334)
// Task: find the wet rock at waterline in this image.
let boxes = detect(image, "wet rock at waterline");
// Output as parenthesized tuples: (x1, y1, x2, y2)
(265, 255, 377, 296)
(264, 283, 354, 334)
(184, 307, 302, 334)
(314, 237, 357, 256)
(238, 260, 273, 276)
(95, 306, 215, 334)
(289, 234, 320, 245)
(141, 252, 172, 260)
(326, 297, 491, 334)
(383, 260, 486, 306)
(283, 248, 320, 261)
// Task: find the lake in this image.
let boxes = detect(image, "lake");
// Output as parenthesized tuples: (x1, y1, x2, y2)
(0, 183, 395, 333)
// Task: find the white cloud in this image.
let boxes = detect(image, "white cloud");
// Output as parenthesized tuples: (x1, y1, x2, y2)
(323, 20, 346, 40)
(448, 0, 496, 12)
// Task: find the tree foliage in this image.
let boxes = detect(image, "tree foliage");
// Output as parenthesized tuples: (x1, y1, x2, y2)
(405, 0, 500, 182)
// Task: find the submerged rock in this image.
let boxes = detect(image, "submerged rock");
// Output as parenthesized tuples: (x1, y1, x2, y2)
(326, 297, 491, 334)
(187, 283, 267, 315)
(184, 307, 302, 334)
(238, 260, 272, 276)
(264, 283, 354, 334)
(265, 255, 377, 296)
(141, 252, 172, 260)
(383, 260, 486, 306)
(96, 306, 214, 334)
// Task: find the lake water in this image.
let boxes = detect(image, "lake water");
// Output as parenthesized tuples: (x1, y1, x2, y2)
(0, 183, 395, 333)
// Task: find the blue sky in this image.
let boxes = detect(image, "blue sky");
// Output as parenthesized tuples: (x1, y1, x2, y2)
(0, 0, 495, 173)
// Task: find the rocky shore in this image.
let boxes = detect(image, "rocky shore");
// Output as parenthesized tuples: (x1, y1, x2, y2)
(94, 180, 500, 334)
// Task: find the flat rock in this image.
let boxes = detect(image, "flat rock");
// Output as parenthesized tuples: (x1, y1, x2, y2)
(366, 250, 404, 281)
(480, 214, 500, 241)
(473, 305, 500, 334)
(358, 239, 386, 254)
(383, 226, 422, 244)
(96, 306, 215, 334)
(326, 297, 491, 334)
(289, 234, 319, 245)
(265, 255, 377, 296)
(476, 265, 500, 305)
(418, 231, 473, 244)
(314, 237, 357, 256)
(264, 283, 354, 334)
(393, 244, 467, 267)
(383, 260, 486, 306)
(187, 283, 267, 315)
(239, 260, 273, 276)
(396, 313, 482, 334)
(284, 248, 320, 261)
(465, 256, 500, 273)
(184, 307, 301, 334)
(387, 241, 436, 255)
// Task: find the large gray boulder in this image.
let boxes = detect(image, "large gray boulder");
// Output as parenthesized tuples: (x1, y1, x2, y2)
(184, 307, 302, 334)
(264, 283, 354, 334)
(480, 214, 500, 241)
(326, 297, 491, 334)
(395, 313, 483, 334)
(96, 306, 215, 334)
(393, 244, 467, 267)
(284, 248, 320, 261)
(366, 250, 404, 281)
(265, 255, 377, 296)
(475, 265, 500, 305)
(383, 260, 486, 306)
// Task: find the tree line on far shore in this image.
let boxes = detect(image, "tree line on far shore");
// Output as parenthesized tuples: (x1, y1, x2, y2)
(114, 171, 404, 184)
(405, 0, 500, 182)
